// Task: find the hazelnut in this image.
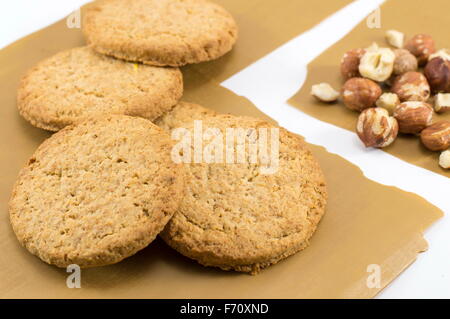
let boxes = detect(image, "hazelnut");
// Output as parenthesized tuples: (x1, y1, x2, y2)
(393, 101, 433, 134)
(439, 150, 450, 169)
(311, 83, 340, 102)
(420, 121, 450, 151)
(393, 49, 418, 75)
(424, 57, 450, 93)
(429, 49, 450, 62)
(340, 48, 365, 80)
(434, 93, 450, 113)
(359, 47, 395, 82)
(376, 93, 400, 114)
(391, 71, 430, 102)
(404, 34, 436, 66)
(385, 30, 405, 48)
(342, 78, 382, 112)
(356, 108, 398, 148)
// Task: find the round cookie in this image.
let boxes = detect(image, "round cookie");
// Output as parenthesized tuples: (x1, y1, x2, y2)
(83, 0, 238, 66)
(9, 115, 185, 268)
(159, 113, 327, 274)
(17, 46, 183, 131)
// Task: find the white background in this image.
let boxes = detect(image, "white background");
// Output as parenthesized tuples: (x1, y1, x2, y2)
(1, 0, 449, 299)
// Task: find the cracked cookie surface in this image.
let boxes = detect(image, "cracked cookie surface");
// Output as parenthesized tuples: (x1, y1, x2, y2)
(17, 46, 183, 131)
(157, 106, 327, 274)
(83, 0, 238, 66)
(9, 115, 185, 268)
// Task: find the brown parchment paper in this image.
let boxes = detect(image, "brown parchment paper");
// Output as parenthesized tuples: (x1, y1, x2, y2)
(289, 0, 450, 178)
(187, 0, 352, 82)
(0, 0, 443, 299)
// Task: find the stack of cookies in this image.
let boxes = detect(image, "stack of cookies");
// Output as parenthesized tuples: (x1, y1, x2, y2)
(9, 0, 327, 274)
(17, 0, 239, 130)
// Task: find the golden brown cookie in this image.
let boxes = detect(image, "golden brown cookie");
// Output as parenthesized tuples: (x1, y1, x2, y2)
(83, 0, 238, 66)
(9, 115, 185, 268)
(158, 109, 327, 274)
(17, 46, 183, 131)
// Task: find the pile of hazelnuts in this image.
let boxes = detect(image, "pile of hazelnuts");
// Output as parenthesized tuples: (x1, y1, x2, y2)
(311, 30, 450, 170)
